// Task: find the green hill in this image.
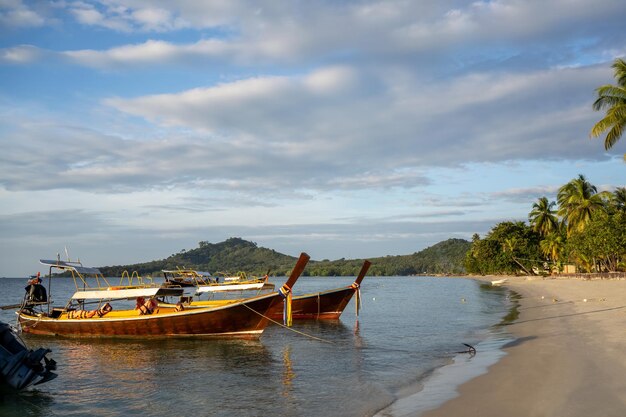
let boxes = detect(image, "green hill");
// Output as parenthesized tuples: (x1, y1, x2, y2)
(367, 238, 471, 276)
(99, 237, 470, 277)
(100, 237, 297, 277)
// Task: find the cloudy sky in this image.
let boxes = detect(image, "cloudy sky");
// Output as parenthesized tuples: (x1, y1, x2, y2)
(1, 0, 625, 276)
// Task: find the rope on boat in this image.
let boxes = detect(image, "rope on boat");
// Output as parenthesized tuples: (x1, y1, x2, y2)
(351, 283, 361, 316)
(278, 284, 293, 327)
(242, 303, 334, 344)
(18, 314, 43, 331)
(317, 293, 321, 319)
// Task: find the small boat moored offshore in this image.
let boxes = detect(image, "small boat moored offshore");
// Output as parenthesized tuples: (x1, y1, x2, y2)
(162, 268, 212, 288)
(0, 321, 57, 390)
(17, 253, 310, 339)
(162, 268, 275, 294)
(195, 271, 275, 294)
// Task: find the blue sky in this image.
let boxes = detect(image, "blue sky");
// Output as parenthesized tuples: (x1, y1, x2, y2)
(1, 0, 625, 276)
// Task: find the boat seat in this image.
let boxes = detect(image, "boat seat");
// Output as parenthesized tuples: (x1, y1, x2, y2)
(179, 296, 193, 305)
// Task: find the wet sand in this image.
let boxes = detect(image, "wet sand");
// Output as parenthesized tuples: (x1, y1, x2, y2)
(420, 276, 626, 417)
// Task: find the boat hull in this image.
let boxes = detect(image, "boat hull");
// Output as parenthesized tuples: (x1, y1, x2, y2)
(267, 287, 356, 320)
(18, 293, 280, 339)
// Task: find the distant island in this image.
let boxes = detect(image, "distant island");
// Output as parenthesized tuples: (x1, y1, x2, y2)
(99, 237, 471, 277)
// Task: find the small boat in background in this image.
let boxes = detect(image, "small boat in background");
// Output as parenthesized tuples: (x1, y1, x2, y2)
(196, 271, 275, 294)
(17, 253, 309, 338)
(268, 260, 371, 321)
(0, 321, 57, 390)
(162, 268, 212, 288)
(162, 269, 275, 294)
(490, 278, 508, 286)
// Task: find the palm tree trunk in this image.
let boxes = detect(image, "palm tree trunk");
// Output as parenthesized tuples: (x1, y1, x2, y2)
(512, 256, 533, 275)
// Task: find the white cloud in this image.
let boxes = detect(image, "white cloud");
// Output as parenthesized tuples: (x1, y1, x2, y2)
(3, 0, 621, 69)
(0, 0, 47, 28)
(104, 63, 614, 167)
(66, 1, 189, 32)
(65, 39, 179, 66)
(0, 44, 43, 64)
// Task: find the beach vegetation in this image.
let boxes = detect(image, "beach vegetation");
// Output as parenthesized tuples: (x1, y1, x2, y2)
(528, 196, 559, 236)
(539, 232, 565, 264)
(590, 58, 626, 160)
(611, 186, 626, 212)
(557, 174, 609, 236)
(466, 176, 626, 275)
(566, 211, 626, 273)
(464, 222, 542, 275)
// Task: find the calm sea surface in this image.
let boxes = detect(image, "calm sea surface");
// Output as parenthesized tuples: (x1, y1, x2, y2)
(0, 276, 512, 417)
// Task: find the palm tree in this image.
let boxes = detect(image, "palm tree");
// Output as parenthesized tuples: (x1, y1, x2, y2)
(540, 232, 564, 262)
(612, 186, 626, 212)
(528, 197, 559, 237)
(590, 58, 626, 160)
(502, 237, 532, 275)
(574, 253, 594, 273)
(557, 175, 607, 236)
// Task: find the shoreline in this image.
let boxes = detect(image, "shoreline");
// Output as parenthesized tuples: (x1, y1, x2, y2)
(417, 275, 626, 417)
(373, 277, 516, 417)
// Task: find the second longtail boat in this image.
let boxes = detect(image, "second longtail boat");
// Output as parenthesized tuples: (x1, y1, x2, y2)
(267, 260, 371, 320)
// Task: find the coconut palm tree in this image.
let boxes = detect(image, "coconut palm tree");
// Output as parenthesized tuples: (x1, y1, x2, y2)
(502, 237, 532, 275)
(590, 58, 626, 160)
(573, 252, 595, 273)
(540, 232, 564, 262)
(557, 174, 608, 236)
(528, 197, 559, 237)
(612, 186, 626, 212)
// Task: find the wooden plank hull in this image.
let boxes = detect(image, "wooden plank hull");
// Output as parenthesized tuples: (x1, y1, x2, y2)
(18, 293, 280, 339)
(267, 287, 356, 320)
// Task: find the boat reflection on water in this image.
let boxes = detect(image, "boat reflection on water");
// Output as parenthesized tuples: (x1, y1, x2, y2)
(353, 319, 364, 349)
(33, 336, 276, 414)
(282, 345, 295, 398)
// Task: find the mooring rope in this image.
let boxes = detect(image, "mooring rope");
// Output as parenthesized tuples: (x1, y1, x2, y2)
(242, 303, 334, 344)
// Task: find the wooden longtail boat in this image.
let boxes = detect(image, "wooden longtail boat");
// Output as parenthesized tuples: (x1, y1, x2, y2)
(17, 253, 310, 339)
(266, 260, 371, 321)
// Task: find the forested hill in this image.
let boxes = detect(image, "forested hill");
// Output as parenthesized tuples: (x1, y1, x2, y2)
(99, 237, 470, 277)
(367, 238, 471, 276)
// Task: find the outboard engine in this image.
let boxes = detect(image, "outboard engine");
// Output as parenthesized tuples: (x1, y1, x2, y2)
(0, 322, 57, 390)
(25, 283, 48, 305)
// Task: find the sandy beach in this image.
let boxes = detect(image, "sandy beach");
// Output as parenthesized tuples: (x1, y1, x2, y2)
(420, 276, 626, 417)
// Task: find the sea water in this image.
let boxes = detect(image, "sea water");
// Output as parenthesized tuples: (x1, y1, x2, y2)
(0, 276, 512, 417)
